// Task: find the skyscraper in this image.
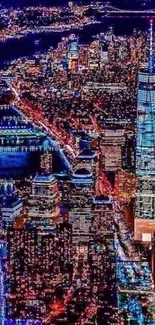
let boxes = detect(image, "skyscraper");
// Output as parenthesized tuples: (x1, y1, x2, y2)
(101, 128, 125, 172)
(28, 174, 60, 230)
(135, 20, 155, 241)
(69, 168, 94, 246)
(73, 149, 99, 177)
(39, 150, 53, 174)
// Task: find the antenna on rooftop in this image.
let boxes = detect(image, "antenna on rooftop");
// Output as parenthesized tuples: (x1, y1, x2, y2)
(149, 19, 154, 73)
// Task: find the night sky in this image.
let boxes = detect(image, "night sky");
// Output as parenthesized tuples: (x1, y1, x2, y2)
(0, 0, 154, 9)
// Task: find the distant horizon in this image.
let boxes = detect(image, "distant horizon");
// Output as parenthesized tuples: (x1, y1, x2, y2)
(0, 0, 154, 10)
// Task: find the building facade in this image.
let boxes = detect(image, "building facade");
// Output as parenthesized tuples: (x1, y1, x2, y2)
(135, 70, 155, 241)
(28, 174, 60, 230)
(69, 168, 95, 246)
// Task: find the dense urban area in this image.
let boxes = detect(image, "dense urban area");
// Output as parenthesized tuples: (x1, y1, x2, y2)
(0, 1, 155, 325)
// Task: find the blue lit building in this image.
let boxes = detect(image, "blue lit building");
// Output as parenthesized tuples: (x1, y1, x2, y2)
(68, 35, 79, 71)
(136, 71, 155, 177)
(135, 21, 155, 241)
(0, 195, 23, 229)
(68, 34, 79, 59)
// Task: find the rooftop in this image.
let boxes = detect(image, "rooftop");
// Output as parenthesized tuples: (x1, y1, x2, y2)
(74, 168, 92, 176)
(0, 194, 23, 208)
(33, 174, 56, 183)
(0, 128, 45, 137)
(77, 148, 96, 159)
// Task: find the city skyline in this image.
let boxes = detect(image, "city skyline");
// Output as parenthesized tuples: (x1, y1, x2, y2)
(0, 1, 155, 325)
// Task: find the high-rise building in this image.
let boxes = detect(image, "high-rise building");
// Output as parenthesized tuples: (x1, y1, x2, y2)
(69, 168, 94, 246)
(114, 170, 136, 201)
(0, 181, 23, 228)
(68, 34, 79, 71)
(100, 42, 109, 65)
(57, 175, 71, 208)
(40, 150, 53, 174)
(73, 149, 99, 178)
(100, 128, 125, 172)
(0, 194, 23, 229)
(122, 131, 136, 171)
(92, 196, 113, 235)
(135, 21, 155, 241)
(28, 174, 60, 230)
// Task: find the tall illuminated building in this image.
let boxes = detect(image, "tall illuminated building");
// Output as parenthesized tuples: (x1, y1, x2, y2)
(68, 150, 98, 246)
(101, 128, 125, 172)
(28, 174, 60, 230)
(73, 149, 99, 177)
(135, 20, 155, 241)
(68, 34, 79, 71)
(0, 181, 22, 229)
(69, 168, 94, 246)
(40, 150, 53, 174)
(92, 196, 113, 235)
(0, 195, 23, 229)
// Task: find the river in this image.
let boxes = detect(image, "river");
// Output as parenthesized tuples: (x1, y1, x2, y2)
(0, 17, 148, 67)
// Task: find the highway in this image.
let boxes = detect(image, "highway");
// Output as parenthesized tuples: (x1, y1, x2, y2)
(8, 82, 78, 168)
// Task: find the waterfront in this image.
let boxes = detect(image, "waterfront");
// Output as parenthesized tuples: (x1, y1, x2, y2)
(0, 18, 148, 65)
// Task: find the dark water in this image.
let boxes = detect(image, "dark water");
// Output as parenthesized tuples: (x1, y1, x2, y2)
(0, 18, 148, 66)
(0, 0, 152, 65)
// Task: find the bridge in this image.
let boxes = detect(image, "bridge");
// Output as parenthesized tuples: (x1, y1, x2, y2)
(90, 3, 155, 18)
